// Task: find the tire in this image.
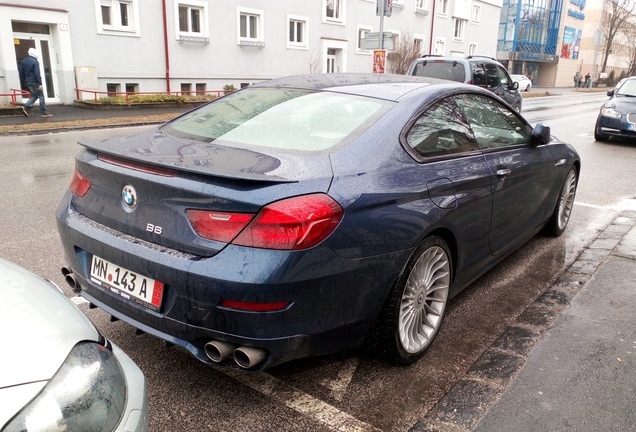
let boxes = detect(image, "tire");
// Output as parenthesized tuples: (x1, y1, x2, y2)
(374, 236, 452, 364)
(544, 167, 578, 236)
(525, 85, 531, 92)
(594, 120, 609, 142)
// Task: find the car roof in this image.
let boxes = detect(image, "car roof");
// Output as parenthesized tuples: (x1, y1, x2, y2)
(250, 73, 452, 101)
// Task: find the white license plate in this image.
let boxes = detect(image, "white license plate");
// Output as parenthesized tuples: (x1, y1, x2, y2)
(90, 256, 164, 311)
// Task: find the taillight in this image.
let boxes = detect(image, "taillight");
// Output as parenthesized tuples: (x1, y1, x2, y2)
(187, 194, 343, 250)
(186, 210, 254, 243)
(233, 194, 343, 250)
(69, 167, 91, 197)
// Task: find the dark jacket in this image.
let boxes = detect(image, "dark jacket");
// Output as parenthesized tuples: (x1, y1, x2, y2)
(21, 55, 42, 85)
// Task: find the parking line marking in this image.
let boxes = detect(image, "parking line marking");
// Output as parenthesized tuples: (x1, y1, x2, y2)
(320, 358, 359, 401)
(224, 369, 381, 432)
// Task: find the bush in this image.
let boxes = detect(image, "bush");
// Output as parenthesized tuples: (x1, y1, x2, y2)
(96, 94, 217, 105)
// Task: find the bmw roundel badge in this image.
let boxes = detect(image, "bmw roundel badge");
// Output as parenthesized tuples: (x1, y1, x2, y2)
(122, 185, 138, 209)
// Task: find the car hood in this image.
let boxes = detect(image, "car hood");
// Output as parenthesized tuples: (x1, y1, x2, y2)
(0, 258, 99, 389)
(80, 128, 333, 183)
(606, 96, 636, 112)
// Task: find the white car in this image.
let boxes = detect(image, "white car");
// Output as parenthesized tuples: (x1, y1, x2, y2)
(0, 258, 148, 432)
(511, 74, 533, 92)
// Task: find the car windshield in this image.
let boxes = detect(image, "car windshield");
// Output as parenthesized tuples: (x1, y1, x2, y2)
(617, 80, 636, 97)
(412, 61, 466, 82)
(161, 88, 387, 152)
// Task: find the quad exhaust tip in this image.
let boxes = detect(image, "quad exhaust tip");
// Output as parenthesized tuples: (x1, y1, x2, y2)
(204, 340, 268, 369)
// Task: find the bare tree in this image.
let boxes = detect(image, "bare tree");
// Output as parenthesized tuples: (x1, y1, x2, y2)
(389, 34, 422, 75)
(308, 47, 322, 74)
(598, 0, 636, 73)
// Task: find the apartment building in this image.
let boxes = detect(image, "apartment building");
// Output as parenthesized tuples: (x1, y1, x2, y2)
(0, 0, 502, 105)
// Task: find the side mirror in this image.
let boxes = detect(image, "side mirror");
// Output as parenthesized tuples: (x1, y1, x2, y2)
(512, 81, 519, 90)
(607, 89, 615, 97)
(531, 123, 551, 145)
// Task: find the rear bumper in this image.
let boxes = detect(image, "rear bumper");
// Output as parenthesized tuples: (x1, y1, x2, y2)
(57, 196, 409, 370)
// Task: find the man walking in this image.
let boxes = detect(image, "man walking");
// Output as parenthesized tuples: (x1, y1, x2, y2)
(21, 48, 52, 118)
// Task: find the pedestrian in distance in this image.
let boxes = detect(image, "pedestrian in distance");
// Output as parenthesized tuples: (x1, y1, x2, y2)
(573, 73, 580, 88)
(584, 73, 591, 89)
(20, 48, 53, 118)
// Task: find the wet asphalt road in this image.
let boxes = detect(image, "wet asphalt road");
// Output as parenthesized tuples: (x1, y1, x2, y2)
(1, 90, 634, 431)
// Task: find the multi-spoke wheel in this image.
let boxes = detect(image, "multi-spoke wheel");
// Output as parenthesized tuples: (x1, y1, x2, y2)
(544, 167, 578, 236)
(375, 236, 452, 364)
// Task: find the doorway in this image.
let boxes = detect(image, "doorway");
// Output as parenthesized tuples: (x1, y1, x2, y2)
(13, 22, 59, 103)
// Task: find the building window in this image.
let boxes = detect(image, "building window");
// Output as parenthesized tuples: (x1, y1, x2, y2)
(357, 25, 373, 53)
(179, 5, 200, 33)
(469, 42, 478, 55)
(196, 83, 206, 95)
(324, 0, 345, 24)
(415, 0, 425, 8)
(175, 1, 208, 40)
(472, 4, 481, 24)
(437, 0, 448, 16)
(106, 83, 120, 95)
(125, 83, 138, 94)
(288, 15, 308, 49)
(414, 34, 425, 55)
(181, 83, 192, 96)
(434, 37, 445, 55)
(237, 7, 264, 46)
(453, 18, 466, 41)
(96, 0, 139, 35)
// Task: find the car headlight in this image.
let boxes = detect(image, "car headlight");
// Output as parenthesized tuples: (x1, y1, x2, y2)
(600, 107, 622, 118)
(2, 342, 126, 432)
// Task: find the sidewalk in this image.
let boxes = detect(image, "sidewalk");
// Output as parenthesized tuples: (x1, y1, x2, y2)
(412, 207, 636, 431)
(0, 103, 194, 136)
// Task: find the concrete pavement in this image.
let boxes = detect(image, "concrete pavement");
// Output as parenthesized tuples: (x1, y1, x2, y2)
(412, 208, 636, 431)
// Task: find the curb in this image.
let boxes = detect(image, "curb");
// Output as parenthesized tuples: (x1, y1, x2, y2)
(0, 120, 166, 137)
(410, 208, 636, 432)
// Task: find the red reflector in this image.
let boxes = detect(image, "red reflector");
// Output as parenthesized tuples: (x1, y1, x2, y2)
(233, 194, 344, 250)
(186, 210, 254, 243)
(467, 80, 473, 85)
(69, 167, 91, 197)
(221, 300, 290, 312)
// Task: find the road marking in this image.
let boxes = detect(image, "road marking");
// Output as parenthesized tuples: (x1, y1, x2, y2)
(575, 198, 636, 211)
(224, 369, 381, 432)
(71, 296, 89, 305)
(320, 358, 359, 401)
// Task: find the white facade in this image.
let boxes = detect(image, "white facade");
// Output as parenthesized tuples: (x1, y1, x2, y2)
(0, 0, 502, 105)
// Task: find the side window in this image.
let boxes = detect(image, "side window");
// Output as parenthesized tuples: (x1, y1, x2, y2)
(456, 94, 531, 150)
(484, 64, 500, 88)
(406, 97, 479, 158)
(471, 63, 486, 86)
(497, 66, 511, 89)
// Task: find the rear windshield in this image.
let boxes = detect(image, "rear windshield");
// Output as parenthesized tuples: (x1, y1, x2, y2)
(161, 88, 388, 153)
(411, 61, 466, 82)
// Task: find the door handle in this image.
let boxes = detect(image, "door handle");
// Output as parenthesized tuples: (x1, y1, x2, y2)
(496, 168, 512, 178)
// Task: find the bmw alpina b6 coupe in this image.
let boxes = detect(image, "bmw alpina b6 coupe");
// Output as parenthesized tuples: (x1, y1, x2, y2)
(56, 74, 580, 371)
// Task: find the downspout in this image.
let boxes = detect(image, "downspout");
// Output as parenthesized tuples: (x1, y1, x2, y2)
(162, 0, 171, 93)
(428, 0, 437, 54)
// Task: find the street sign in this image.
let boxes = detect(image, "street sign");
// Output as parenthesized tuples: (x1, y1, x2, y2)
(360, 32, 394, 50)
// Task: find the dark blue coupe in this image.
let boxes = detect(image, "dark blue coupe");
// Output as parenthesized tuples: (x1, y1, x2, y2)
(56, 74, 580, 370)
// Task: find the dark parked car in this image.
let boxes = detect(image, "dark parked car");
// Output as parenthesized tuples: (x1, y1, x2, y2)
(0, 258, 147, 432)
(595, 76, 636, 141)
(56, 74, 579, 371)
(406, 55, 523, 112)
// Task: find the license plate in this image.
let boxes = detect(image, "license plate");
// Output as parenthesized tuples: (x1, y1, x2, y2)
(90, 256, 164, 311)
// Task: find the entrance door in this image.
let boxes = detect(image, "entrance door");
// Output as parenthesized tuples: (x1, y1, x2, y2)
(326, 48, 336, 73)
(14, 36, 59, 103)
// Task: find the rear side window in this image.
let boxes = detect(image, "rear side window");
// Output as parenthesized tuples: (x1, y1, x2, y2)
(411, 61, 466, 82)
(471, 63, 486, 86)
(484, 64, 500, 88)
(406, 97, 479, 158)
